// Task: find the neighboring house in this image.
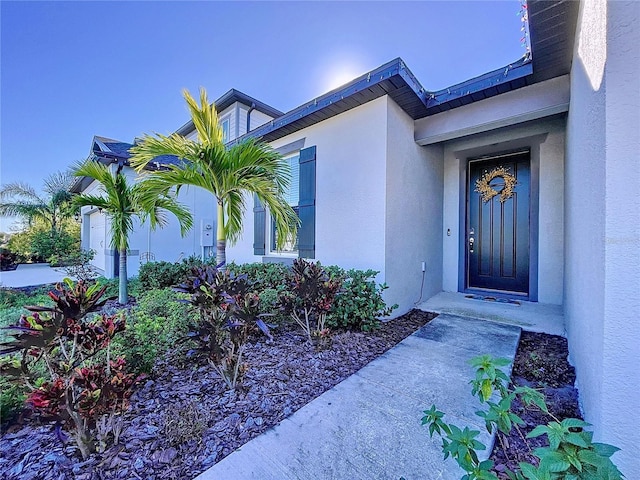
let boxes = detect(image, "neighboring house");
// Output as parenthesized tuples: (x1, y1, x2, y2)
(71, 91, 283, 277)
(71, 0, 638, 474)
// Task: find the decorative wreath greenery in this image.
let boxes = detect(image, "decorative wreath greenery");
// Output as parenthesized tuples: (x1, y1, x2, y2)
(474, 166, 518, 203)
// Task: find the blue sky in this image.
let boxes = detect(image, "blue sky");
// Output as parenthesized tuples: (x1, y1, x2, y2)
(1, 0, 526, 230)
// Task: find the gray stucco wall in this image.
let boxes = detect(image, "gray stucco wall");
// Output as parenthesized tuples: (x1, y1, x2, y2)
(385, 98, 444, 315)
(565, 0, 640, 475)
(441, 118, 566, 304)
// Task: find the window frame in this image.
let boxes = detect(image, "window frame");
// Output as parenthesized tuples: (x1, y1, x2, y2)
(220, 116, 231, 143)
(267, 152, 300, 257)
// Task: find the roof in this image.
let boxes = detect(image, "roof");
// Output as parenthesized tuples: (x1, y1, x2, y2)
(72, 0, 579, 192)
(174, 89, 284, 137)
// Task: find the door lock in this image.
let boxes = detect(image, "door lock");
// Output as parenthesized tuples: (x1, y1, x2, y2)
(469, 236, 475, 253)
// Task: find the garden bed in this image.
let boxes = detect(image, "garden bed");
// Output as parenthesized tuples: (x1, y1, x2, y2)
(0, 309, 436, 480)
(489, 331, 581, 477)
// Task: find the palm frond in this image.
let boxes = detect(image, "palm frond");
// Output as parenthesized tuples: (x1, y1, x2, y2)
(43, 171, 74, 196)
(0, 182, 45, 204)
(128, 133, 200, 173)
(183, 88, 223, 146)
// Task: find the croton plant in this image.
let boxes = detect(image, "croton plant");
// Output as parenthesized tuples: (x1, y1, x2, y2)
(0, 279, 140, 459)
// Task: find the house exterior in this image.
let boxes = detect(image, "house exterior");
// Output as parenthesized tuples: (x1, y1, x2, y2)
(72, 0, 639, 474)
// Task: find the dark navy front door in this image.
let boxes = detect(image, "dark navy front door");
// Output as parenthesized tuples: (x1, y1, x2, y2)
(467, 152, 530, 295)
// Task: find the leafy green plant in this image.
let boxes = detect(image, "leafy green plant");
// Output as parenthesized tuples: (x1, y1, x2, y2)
(113, 288, 191, 374)
(58, 249, 100, 282)
(0, 279, 139, 459)
(0, 375, 27, 424)
(421, 355, 623, 480)
(279, 259, 342, 343)
(139, 260, 192, 290)
(326, 268, 397, 331)
(175, 265, 271, 390)
(227, 262, 290, 290)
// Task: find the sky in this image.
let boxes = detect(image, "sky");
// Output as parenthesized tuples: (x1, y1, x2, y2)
(1, 0, 527, 230)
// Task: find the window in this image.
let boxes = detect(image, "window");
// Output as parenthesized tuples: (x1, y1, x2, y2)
(270, 153, 300, 254)
(221, 117, 231, 143)
(254, 145, 315, 259)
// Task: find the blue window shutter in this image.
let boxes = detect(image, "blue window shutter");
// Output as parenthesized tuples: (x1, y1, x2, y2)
(298, 146, 316, 258)
(253, 194, 266, 255)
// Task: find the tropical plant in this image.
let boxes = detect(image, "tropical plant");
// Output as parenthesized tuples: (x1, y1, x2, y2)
(72, 161, 193, 303)
(226, 261, 291, 290)
(422, 355, 623, 480)
(325, 267, 397, 331)
(0, 279, 139, 459)
(279, 259, 342, 343)
(175, 264, 272, 389)
(138, 257, 203, 290)
(0, 170, 76, 235)
(128, 88, 299, 268)
(112, 288, 191, 374)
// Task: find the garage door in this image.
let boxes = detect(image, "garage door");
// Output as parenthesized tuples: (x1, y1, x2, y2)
(89, 211, 106, 272)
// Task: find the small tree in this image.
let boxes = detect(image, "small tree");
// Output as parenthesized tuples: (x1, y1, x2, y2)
(129, 88, 299, 269)
(0, 171, 76, 235)
(72, 161, 193, 304)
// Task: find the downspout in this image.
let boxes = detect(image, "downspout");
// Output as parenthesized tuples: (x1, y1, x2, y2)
(246, 103, 256, 135)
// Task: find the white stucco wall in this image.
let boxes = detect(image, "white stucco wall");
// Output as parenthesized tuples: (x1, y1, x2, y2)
(228, 97, 389, 281)
(385, 98, 444, 314)
(441, 118, 566, 305)
(565, 0, 640, 474)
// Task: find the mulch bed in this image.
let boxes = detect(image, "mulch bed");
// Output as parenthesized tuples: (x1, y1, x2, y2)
(0, 309, 437, 480)
(490, 331, 581, 477)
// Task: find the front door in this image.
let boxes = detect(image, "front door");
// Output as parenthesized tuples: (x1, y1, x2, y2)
(467, 151, 530, 295)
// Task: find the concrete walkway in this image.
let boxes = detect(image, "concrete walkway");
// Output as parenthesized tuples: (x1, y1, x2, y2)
(418, 291, 565, 336)
(0, 263, 76, 288)
(196, 314, 521, 480)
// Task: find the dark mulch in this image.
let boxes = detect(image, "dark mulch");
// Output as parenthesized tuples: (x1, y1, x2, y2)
(490, 331, 582, 477)
(0, 309, 436, 480)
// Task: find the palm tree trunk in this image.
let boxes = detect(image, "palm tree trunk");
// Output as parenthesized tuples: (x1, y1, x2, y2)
(118, 248, 128, 304)
(216, 201, 226, 270)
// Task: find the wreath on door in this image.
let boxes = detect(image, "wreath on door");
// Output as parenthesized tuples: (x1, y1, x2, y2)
(475, 166, 518, 203)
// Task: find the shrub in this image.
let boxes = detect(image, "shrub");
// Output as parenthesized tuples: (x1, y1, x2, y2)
(138, 258, 202, 290)
(0, 280, 139, 459)
(175, 265, 272, 390)
(95, 276, 141, 300)
(327, 268, 397, 331)
(113, 289, 191, 374)
(31, 229, 79, 264)
(57, 249, 100, 282)
(0, 248, 18, 271)
(422, 355, 623, 480)
(279, 259, 342, 343)
(227, 262, 290, 290)
(0, 289, 29, 309)
(0, 375, 26, 424)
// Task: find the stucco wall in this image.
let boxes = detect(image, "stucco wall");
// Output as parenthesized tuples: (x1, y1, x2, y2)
(441, 118, 565, 305)
(228, 97, 389, 281)
(385, 98, 443, 315)
(565, 0, 640, 474)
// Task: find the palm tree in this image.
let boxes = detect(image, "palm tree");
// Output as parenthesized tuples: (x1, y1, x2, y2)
(128, 88, 298, 268)
(0, 171, 75, 234)
(72, 161, 193, 304)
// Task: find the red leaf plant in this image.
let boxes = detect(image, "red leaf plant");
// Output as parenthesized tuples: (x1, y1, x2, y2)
(0, 279, 140, 459)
